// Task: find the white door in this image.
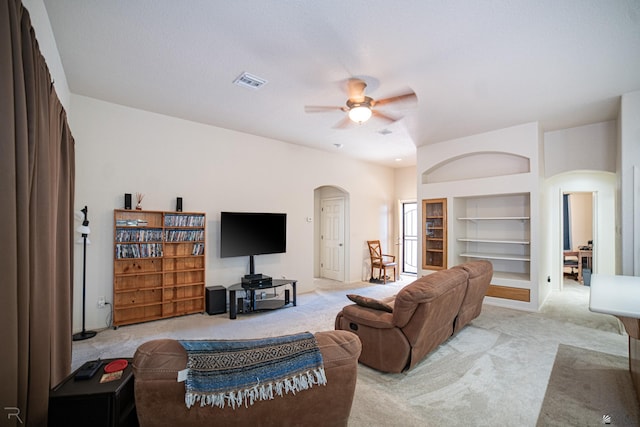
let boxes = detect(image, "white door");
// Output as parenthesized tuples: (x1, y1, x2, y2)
(321, 197, 345, 281)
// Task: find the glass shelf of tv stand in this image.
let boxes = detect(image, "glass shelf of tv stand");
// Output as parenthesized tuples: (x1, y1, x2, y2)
(227, 279, 297, 319)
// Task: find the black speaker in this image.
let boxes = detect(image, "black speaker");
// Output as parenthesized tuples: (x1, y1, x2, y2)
(205, 286, 226, 315)
(124, 193, 132, 210)
(176, 197, 183, 212)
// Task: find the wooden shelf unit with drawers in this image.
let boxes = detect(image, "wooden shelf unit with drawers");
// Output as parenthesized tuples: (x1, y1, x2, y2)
(113, 209, 206, 327)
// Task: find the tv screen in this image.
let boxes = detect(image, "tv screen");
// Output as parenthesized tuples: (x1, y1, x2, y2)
(220, 212, 287, 258)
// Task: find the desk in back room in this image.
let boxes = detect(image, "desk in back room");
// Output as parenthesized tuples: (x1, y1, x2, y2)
(578, 249, 592, 284)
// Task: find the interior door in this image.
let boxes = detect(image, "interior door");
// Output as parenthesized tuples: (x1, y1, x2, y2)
(321, 197, 345, 281)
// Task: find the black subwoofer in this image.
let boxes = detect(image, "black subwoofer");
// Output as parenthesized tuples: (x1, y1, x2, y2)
(205, 286, 226, 315)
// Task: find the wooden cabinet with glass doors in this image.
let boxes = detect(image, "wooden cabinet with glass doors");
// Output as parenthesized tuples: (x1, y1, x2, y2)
(422, 198, 447, 270)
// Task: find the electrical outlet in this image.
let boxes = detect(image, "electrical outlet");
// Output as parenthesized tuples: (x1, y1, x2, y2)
(97, 296, 106, 308)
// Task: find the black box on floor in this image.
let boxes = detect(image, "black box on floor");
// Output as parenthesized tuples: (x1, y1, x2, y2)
(206, 286, 226, 314)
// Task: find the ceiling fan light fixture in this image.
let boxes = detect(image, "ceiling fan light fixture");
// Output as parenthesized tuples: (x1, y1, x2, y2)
(348, 105, 372, 123)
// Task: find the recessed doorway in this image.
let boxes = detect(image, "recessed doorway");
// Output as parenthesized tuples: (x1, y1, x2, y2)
(562, 192, 593, 286)
(401, 201, 418, 275)
(314, 186, 350, 282)
(544, 170, 616, 294)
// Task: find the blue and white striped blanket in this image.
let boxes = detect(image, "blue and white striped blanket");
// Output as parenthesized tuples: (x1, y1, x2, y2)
(179, 332, 326, 409)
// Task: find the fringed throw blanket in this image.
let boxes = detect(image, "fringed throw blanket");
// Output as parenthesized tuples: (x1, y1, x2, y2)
(179, 332, 326, 409)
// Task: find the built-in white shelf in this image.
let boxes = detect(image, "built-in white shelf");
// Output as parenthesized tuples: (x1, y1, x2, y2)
(460, 252, 530, 262)
(458, 216, 530, 221)
(457, 238, 530, 245)
(491, 271, 531, 282)
(453, 193, 533, 293)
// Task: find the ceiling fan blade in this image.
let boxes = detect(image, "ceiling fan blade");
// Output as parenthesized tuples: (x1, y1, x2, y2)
(373, 91, 417, 107)
(347, 78, 367, 102)
(332, 115, 353, 129)
(304, 105, 346, 113)
(372, 109, 400, 123)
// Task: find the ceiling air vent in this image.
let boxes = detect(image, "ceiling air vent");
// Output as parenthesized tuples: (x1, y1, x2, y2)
(233, 72, 268, 90)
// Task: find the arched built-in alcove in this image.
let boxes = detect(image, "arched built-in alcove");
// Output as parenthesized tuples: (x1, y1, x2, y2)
(422, 151, 530, 184)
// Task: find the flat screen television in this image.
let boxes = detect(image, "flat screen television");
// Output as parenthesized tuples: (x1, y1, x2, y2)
(220, 212, 287, 277)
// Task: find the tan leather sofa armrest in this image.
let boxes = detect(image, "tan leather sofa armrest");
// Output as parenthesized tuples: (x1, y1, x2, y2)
(133, 339, 186, 381)
(315, 330, 362, 368)
(341, 304, 395, 329)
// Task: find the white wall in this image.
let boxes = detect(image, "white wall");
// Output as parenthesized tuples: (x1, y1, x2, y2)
(619, 91, 640, 275)
(394, 166, 418, 201)
(23, 0, 70, 109)
(70, 95, 397, 332)
(544, 121, 617, 177)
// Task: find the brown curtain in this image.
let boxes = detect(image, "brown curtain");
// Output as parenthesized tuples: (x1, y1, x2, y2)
(0, 1, 75, 426)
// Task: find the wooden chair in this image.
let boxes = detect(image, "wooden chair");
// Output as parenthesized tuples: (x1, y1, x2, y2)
(367, 240, 397, 284)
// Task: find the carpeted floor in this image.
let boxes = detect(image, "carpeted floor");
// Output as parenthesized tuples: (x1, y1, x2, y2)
(537, 344, 639, 427)
(72, 277, 638, 426)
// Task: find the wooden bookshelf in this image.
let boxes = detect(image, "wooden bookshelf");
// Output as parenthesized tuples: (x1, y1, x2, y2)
(422, 198, 447, 270)
(113, 209, 206, 327)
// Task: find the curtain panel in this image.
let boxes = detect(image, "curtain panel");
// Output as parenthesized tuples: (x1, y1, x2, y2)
(1, 1, 75, 425)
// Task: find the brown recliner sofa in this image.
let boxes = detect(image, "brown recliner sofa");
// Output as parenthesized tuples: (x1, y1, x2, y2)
(132, 330, 361, 427)
(335, 260, 492, 373)
(451, 260, 494, 334)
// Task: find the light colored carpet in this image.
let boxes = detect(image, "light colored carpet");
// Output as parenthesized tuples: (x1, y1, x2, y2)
(72, 278, 634, 426)
(537, 344, 639, 427)
(539, 278, 624, 334)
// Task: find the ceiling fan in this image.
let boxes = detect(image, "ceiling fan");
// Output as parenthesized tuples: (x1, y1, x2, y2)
(305, 78, 417, 128)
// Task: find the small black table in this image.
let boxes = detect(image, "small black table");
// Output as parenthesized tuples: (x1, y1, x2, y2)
(228, 279, 297, 319)
(49, 358, 138, 427)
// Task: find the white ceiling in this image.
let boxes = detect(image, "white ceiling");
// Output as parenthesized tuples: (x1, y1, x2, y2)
(42, 0, 640, 168)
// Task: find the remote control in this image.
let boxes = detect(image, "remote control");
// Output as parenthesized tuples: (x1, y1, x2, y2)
(74, 359, 102, 380)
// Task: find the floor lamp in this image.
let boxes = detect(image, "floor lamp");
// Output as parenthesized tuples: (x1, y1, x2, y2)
(73, 206, 97, 341)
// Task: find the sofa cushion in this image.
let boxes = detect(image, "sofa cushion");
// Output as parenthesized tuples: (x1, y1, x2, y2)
(132, 331, 362, 427)
(393, 268, 468, 329)
(346, 294, 393, 313)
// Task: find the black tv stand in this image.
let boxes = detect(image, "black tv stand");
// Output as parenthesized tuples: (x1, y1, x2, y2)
(247, 255, 258, 276)
(228, 279, 297, 319)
